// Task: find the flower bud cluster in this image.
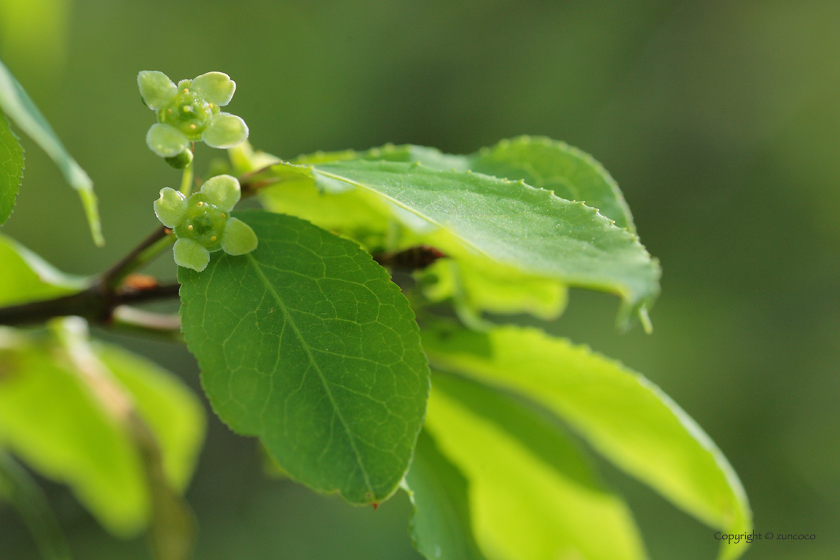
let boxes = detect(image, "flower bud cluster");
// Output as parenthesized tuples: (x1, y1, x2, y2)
(138, 71, 248, 164)
(154, 175, 257, 271)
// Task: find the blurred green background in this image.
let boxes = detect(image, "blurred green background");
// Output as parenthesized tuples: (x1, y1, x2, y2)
(1, 0, 838, 558)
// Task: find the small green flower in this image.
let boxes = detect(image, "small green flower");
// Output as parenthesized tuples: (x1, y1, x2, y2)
(139, 71, 249, 159)
(154, 175, 257, 272)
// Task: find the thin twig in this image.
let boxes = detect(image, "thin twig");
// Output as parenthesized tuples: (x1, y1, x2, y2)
(100, 226, 172, 290)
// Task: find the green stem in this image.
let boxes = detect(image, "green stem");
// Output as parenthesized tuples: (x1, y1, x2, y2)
(179, 158, 194, 196)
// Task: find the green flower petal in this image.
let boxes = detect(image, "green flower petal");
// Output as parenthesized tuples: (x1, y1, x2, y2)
(200, 175, 241, 212)
(220, 218, 258, 256)
(202, 113, 248, 149)
(173, 238, 210, 272)
(146, 123, 190, 158)
(138, 71, 177, 110)
(153, 188, 188, 228)
(191, 72, 236, 107)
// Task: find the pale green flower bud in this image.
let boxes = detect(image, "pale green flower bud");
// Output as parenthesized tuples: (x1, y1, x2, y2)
(139, 71, 248, 159)
(154, 188, 187, 228)
(153, 176, 257, 271)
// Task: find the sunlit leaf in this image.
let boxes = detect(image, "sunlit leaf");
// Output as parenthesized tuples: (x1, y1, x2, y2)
(179, 210, 430, 504)
(291, 137, 635, 230)
(95, 343, 205, 493)
(0, 58, 103, 245)
(422, 323, 752, 560)
(423, 373, 647, 560)
(0, 234, 88, 307)
(0, 330, 205, 538)
(420, 256, 568, 324)
(258, 159, 659, 327)
(0, 338, 148, 535)
(404, 430, 487, 560)
(0, 112, 23, 225)
(465, 136, 635, 231)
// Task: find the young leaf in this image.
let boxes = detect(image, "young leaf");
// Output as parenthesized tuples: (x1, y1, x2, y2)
(0, 339, 149, 535)
(0, 331, 205, 538)
(0, 59, 103, 246)
(422, 324, 752, 560)
(420, 256, 568, 324)
(292, 137, 635, 230)
(423, 373, 647, 560)
(465, 136, 636, 231)
(294, 143, 468, 170)
(404, 430, 487, 560)
(259, 160, 659, 327)
(95, 343, 206, 493)
(178, 211, 430, 504)
(0, 112, 23, 225)
(0, 234, 89, 307)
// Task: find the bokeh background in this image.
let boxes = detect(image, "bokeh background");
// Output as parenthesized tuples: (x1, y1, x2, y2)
(1, 0, 838, 558)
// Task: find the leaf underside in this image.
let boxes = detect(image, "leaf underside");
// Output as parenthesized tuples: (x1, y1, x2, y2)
(422, 323, 752, 560)
(293, 136, 636, 231)
(404, 430, 488, 560)
(0, 335, 205, 537)
(0, 112, 23, 225)
(258, 157, 659, 328)
(421, 373, 647, 560)
(179, 211, 430, 504)
(0, 234, 89, 307)
(0, 58, 102, 245)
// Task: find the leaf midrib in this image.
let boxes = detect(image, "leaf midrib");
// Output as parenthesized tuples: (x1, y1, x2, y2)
(245, 253, 375, 498)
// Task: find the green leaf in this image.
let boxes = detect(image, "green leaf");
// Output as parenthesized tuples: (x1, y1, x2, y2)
(0, 58, 103, 246)
(0, 234, 88, 307)
(178, 210, 430, 504)
(95, 343, 206, 494)
(420, 256, 568, 324)
(0, 450, 73, 560)
(423, 373, 647, 560)
(293, 138, 635, 231)
(404, 430, 487, 560)
(465, 137, 635, 231)
(0, 330, 205, 538)
(276, 136, 634, 321)
(294, 143, 468, 170)
(259, 159, 659, 327)
(0, 337, 148, 535)
(0, 112, 23, 225)
(422, 324, 752, 560)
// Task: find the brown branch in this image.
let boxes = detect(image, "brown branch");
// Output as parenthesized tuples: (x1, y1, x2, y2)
(372, 245, 446, 271)
(0, 283, 181, 327)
